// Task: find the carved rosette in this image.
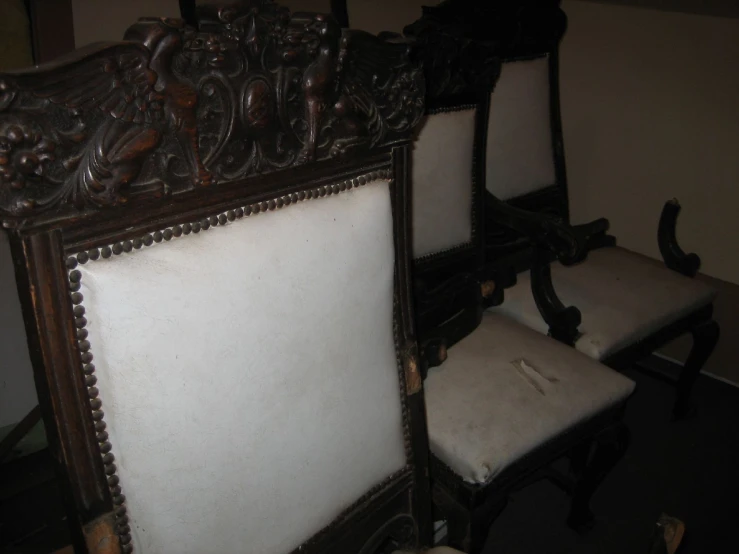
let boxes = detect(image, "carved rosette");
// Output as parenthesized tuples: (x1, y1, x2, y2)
(0, 0, 424, 227)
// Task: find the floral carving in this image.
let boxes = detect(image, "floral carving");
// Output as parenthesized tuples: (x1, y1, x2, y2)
(0, 124, 55, 192)
(0, 0, 424, 227)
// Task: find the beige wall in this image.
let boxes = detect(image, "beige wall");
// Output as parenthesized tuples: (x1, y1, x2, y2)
(72, 0, 181, 46)
(560, 0, 739, 284)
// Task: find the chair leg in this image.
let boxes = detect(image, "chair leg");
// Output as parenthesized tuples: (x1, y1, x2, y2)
(436, 485, 507, 554)
(567, 422, 630, 533)
(673, 319, 720, 419)
(433, 485, 473, 552)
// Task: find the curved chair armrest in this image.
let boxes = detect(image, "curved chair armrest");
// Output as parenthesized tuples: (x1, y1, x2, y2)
(414, 272, 482, 377)
(571, 217, 616, 251)
(530, 243, 582, 346)
(658, 198, 701, 277)
(486, 193, 592, 265)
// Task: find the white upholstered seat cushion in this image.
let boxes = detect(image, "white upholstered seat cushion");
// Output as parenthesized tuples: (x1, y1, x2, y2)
(412, 109, 476, 258)
(424, 312, 635, 485)
(490, 247, 717, 360)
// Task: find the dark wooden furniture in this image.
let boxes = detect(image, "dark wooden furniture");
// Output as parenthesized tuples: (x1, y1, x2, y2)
(398, 14, 635, 554)
(393, 0, 718, 419)
(0, 3, 451, 553)
(451, 0, 719, 419)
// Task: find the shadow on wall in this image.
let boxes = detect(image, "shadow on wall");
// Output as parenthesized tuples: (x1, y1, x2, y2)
(559, 0, 739, 285)
(0, 0, 33, 71)
(0, 234, 38, 428)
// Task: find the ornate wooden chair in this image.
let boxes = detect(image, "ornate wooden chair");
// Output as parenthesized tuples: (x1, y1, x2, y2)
(0, 3, 461, 553)
(389, 0, 719, 418)
(454, 0, 720, 419)
(401, 15, 635, 554)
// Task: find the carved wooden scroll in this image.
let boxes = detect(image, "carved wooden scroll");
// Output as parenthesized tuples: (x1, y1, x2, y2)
(0, 0, 424, 227)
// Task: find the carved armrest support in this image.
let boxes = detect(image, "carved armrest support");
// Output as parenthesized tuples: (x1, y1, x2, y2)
(530, 244, 582, 346)
(571, 217, 616, 252)
(486, 193, 587, 265)
(414, 271, 482, 376)
(658, 198, 700, 277)
(419, 337, 448, 380)
(486, 192, 614, 265)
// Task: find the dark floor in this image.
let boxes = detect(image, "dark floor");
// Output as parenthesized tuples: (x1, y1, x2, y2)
(481, 368, 739, 554)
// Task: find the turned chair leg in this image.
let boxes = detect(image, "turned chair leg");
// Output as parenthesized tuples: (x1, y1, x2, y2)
(673, 319, 720, 419)
(567, 422, 630, 533)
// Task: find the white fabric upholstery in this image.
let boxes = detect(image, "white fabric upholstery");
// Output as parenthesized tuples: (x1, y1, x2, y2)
(412, 109, 476, 258)
(79, 181, 407, 554)
(424, 312, 635, 485)
(490, 247, 717, 360)
(486, 56, 556, 200)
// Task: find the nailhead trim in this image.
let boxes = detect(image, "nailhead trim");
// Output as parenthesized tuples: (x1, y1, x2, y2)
(67, 279, 132, 552)
(68, 171, 393, 265)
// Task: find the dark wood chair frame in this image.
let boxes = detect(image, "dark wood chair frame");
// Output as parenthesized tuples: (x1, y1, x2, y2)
(1, 2, 436, 552)
(399, 12, 632, 553)
(411, 0, 720, 419)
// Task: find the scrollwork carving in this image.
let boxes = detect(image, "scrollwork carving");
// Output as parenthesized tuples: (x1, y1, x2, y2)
(0, 0, 424, 227)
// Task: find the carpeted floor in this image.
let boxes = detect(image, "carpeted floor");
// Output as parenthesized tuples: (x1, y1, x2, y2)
(481, 367, 739, 554)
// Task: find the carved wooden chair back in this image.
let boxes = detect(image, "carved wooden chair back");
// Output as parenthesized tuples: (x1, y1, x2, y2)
(0, 3, 434, 553)
(403, 19, 503, 358)
(477, 0, 571, 264)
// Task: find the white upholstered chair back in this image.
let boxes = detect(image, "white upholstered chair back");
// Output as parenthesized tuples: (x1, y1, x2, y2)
(411, 106, 478, 261)
(70, 173, 413, 553)
(486, 56, 557, 201)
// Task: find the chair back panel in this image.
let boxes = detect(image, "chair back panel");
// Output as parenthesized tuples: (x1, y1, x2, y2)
(76, 179, 405, 554)
(411, 107, 476, 260)
(486, 56, 556, 201)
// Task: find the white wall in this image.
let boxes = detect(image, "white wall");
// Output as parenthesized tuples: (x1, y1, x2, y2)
(560, 0, 739, 284)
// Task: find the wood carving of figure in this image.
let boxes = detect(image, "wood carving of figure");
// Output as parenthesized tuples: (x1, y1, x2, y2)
(0, 18, 209, 221)
(283, 13, 342, 164)
(125, 18, 212, 187)
(0, 1, 424, 226)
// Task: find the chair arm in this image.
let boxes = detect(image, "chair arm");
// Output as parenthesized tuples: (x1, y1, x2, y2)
(485, 193, 589, 265)
(529, 244, 582, 346)
(571, 218, 616, 252)
(658, 198, 700, 277)
(414, 272, 482, 377)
